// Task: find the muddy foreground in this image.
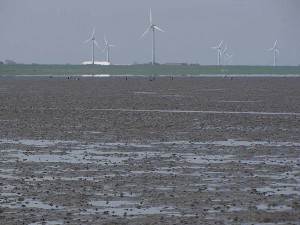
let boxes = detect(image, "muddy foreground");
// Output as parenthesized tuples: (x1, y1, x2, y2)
(0, 76, 299, 225)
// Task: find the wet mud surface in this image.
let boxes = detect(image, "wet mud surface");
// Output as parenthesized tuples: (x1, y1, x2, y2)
(0, 76, 299, 224)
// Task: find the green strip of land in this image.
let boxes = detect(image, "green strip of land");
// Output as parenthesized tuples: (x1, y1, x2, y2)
(0, 64, 299, 76)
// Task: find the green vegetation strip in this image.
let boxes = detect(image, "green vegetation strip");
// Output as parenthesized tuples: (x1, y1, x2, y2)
(0, 64, 300, 76)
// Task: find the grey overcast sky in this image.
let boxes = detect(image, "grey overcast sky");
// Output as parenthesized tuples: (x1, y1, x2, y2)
(0, 0, 299, 65)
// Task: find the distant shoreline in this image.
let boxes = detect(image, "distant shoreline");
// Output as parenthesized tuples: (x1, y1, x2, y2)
(0, 64, 300, 76)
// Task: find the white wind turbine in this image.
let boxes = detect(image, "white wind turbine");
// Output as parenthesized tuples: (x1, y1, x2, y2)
(268, 39, 280, 66)
(141, 9, 165, 65)
(221, 43, 228, 65)
(83, 26, 99, 65)
(227, 53, 233, 65)
(103, 35, 116, 64)
(211, 40, 223, 66)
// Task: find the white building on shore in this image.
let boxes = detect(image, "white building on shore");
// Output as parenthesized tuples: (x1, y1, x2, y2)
(81, 61, 110, 65)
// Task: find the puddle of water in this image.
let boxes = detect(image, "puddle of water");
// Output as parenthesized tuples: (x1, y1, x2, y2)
(95, 191, 136, 197)
(0, 139, 76, 147)
(159, 94, 184, 98)
(0, 119, 20, 122)
(242, 223, 292, 225)
(130, 169, 177, 175)
(242, 158, 299, 166)
(3, 149, 130, 165)
(1, 184, 15, 192)
(28, 221, 64, 225)
(155, 186, 176, 191)
(2, 138, 299, 153)
(160, 139, 300, 147)
(0, 198, 64, 210)
(202, 89, 225, 92)
(256, 204, 292, 211)
(0, 142, 170, 167)
(24, 175, 103, 182)
(228, 204, 292, 212)
(217, 100, 256, 103)
(90, 200, 135, 207)
(185, 154, 234, 164)
(71, 107, 300, 116)
(98, 142, 153, 148)
(0, 174, 18, 179)
(0, 168, 18, 179)
(85, 201, 178, 217)
(184, 154, 298, 167)
(0, 193, 20, 197)
(134, 92, 157, 95)
(256, 186, 300, 196)
(1, 138, 298, 170)
(84, 131, 102, 134)
(25, 107, 300, 116)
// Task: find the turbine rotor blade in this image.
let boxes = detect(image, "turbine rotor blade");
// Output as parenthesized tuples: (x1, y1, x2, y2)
(94, 40, 99, 47)
(218, 40, 223, 48)
(274, 39, 277, 47)
(150, 9, 152, 24)
(268, 47, 274, 51)
(153, 25, 164, 32)
(141, 26, 151, 37)
(83, 38, 92, 43)
(92, 26, 95, 37)
(104, 36, 108, 45)
(102, 46, 107, 52)
(276, 49, 280, 55)
(109, 44, 116, 47)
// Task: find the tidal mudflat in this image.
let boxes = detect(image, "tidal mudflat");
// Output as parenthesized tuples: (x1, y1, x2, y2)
(0, 76, 299, 224)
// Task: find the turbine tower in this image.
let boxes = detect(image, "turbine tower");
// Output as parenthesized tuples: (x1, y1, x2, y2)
(221, 43, 228, 65)
(103, 35, 116, 64)
(84, 26, 99, 65)
(211, 40, 223, 66)
(268, 39, 280, 66)
(141, 9, 165, 65)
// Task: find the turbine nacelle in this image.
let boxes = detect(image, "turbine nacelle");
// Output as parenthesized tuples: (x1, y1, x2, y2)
(268, 39, 279, 53)
(84, 26, 99, 47)
(141, 9, 164, 37)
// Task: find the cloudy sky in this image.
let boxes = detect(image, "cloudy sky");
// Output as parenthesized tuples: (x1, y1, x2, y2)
(0, 0, 299, 65)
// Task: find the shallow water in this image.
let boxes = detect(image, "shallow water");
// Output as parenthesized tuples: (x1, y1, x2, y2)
(71, 108, 300, 116)
(1, 138, 299, 167)
(160, 139, 300, 147)
(0, 139, 76, 147)
(0, 198, 64, 210)
(85, 201, 179, 217)
(1, 136, 299, 223)
(28, 222, 64, 225)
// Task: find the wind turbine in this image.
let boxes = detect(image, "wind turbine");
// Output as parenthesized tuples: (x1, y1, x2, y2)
(211, 40, 223, 66)
(268, 39, 280, 66)
(103, 35, 116, 64)
(221, 43, 228, 65)
(141, 9, 165, 65)
(227, 53, 233, 65)
(83, 26, 99, 65)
